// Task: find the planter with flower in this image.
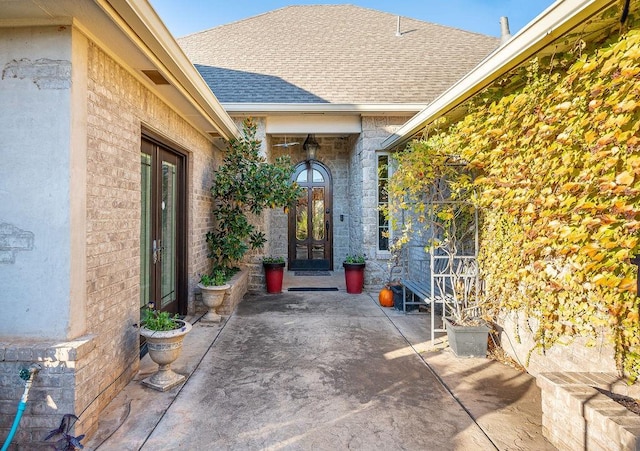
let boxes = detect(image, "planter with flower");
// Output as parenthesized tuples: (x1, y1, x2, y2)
(139, 306, 192, 391)
(262, 256, 286, 293)
(343, 254, 366, 294)
(198, 269, 230, 322)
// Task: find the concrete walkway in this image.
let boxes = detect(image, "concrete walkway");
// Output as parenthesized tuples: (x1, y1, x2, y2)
(86, 277, 555, 450)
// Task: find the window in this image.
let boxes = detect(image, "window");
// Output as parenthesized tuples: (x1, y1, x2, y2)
(377, 154, 393, 251)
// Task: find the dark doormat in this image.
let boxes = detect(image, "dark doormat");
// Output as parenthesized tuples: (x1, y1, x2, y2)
(288, 287, 339, 292)
(294, 271, 331, 276)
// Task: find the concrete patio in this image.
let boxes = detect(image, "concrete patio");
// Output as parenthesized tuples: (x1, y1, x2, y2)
(85, 272, 554, 450)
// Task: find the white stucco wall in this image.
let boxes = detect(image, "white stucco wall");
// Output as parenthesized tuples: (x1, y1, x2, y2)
(0, 26, 81, 339)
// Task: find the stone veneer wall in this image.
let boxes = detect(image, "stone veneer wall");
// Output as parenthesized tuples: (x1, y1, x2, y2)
(258, 115, 410, 292)
(358, 116, 412, 288)
(498, 311, 618, 376)
(0, 29, 218, 447)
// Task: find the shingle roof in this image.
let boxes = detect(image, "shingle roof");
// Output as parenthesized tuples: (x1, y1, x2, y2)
(178, 5, 499, 105)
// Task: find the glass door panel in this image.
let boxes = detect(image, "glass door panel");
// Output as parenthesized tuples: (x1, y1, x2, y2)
(160, 159, 177, 309)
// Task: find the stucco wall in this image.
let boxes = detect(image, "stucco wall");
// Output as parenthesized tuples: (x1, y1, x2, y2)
(0, 26, 77, 339)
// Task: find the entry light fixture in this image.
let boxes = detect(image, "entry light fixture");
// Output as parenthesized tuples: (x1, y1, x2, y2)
(303, 134, 319, 160)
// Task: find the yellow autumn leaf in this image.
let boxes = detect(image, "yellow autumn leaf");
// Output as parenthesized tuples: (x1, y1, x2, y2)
(616, 171, 635, 186)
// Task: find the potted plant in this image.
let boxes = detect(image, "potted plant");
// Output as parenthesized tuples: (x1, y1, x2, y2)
(389, 138, 489, 356)
(139, 307, 192, 391)
(206, 118, 301, 276)
(343, 254, 366, 294)
(197, 269, 230, 322)
(263, 256, 285, 293)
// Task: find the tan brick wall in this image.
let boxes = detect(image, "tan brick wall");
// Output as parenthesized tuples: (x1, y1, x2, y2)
(71, 40, 217, 439)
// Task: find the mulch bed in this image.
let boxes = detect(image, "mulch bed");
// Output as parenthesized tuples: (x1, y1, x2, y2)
(594, 387, 640, 416)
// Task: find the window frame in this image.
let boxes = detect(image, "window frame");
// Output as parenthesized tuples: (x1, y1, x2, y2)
(376, 152, 394, 253)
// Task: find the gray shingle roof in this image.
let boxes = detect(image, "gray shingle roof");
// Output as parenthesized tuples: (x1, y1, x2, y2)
(178, 5, 499, 104)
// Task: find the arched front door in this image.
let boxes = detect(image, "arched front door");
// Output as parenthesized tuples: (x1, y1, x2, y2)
(288, 161, 333, 270)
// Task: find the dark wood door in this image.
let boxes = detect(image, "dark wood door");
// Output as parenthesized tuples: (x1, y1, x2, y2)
(140, 137, 186, 317)
(288, 161, 333, 270)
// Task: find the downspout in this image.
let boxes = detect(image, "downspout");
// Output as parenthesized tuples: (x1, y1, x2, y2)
(1, 364, 42, 451)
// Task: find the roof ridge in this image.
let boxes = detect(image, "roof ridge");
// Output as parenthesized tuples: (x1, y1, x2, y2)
(180, 4, 498, 40)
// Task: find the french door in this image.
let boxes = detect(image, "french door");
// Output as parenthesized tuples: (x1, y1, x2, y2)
(140, 137, 186, 317)
(288, 161, 333, 270)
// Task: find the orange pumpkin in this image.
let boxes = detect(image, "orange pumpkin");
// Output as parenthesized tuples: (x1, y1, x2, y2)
(379, 287, 394, 307)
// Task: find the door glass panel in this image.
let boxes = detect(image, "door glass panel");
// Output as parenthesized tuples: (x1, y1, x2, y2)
(296, 169, 308, 183)
(160, 160, 177, 309)
(312, 169, 324, 182)
(296, 188, 308, 241)
(140, 153, 152, 310)
(312, 187, 324, 241)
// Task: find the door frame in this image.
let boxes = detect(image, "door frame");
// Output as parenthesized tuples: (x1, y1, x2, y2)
(288, 160, 333, 270)
(141, 129, 188, 315)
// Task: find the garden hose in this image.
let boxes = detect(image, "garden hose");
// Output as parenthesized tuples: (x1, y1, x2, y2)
(1, 364, 41, 451)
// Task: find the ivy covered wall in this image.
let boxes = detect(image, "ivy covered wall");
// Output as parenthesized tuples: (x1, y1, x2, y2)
(395, 25, 640, 379)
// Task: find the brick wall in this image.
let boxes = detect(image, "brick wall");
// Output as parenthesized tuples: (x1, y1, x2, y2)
(538, 372, 640, 450)
(80, 39, 216, 439)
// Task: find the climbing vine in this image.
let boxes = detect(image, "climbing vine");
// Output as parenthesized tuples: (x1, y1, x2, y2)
(391, 26, 640, 379)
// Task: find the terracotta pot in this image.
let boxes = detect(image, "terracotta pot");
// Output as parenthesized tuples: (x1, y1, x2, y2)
(263, 262, 285, 293)
(140, 320, 192, 391)
(198, 283, 230, 322)
(343, 262, 365, 294)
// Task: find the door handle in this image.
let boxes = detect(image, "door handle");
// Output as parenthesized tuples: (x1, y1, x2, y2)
(153, 239, 163, 264)
(325, 220, 330, 241)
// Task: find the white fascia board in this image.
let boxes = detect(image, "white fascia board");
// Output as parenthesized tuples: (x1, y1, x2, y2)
(222, 103, 427, 115)
(381, 0, 616, 151)
(95, 0, 240, 140)
(267, 115, 362, 135)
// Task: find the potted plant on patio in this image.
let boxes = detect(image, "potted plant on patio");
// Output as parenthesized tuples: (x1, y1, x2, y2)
(198, 270, 230, 322)
(389, 137, 489, 357)
(139, 306, 192, 391)
(263, 256, 285, 293)
(206, 118, 301, 279)
(343, 254, 366, 294)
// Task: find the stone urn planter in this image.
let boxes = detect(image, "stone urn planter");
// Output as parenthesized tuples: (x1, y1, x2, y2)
(198, 283, 230, 322)
(444, 317, 490, 358)
(140, 319, 192, 391)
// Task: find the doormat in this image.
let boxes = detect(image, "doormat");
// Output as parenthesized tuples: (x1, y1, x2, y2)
(294, 271, 331, 276)
(288, 287, 339, 292)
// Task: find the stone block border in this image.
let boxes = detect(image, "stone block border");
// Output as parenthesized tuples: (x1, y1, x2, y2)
(538, 372, 640, 450)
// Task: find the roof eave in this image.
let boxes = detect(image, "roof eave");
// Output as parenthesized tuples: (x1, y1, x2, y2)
(222, 103, 428, 115)
(381, 0, 617, 151)
(96, 0, 240, 140)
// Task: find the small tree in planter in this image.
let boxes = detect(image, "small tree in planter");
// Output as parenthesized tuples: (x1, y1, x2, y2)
(207, 118, 301, 272)
(390, 135, 489, 356)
